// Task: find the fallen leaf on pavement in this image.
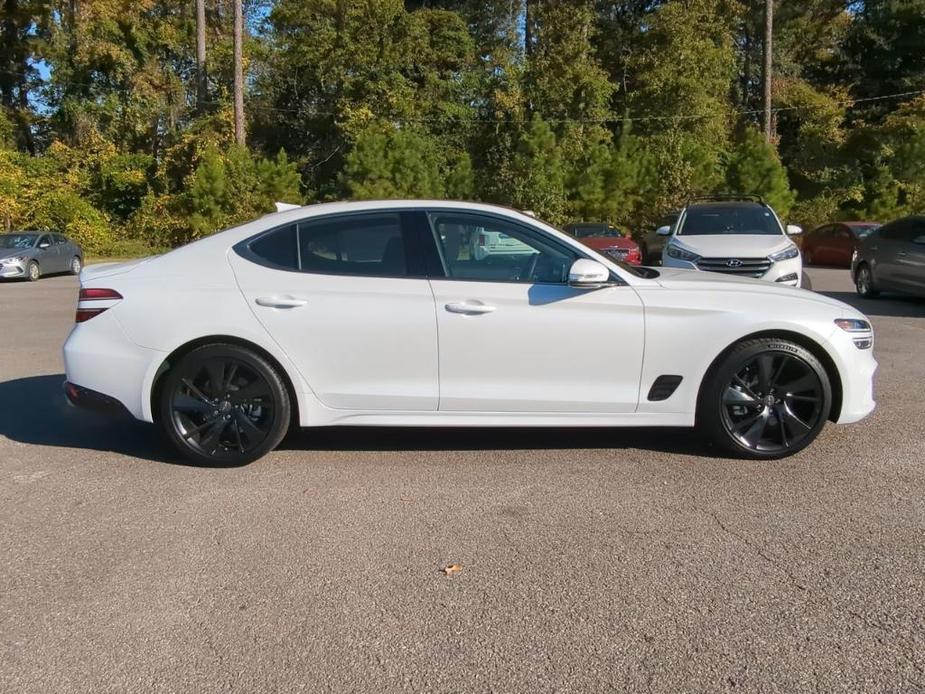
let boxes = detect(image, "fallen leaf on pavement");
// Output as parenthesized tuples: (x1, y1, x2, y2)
(441, 564, 463, 576)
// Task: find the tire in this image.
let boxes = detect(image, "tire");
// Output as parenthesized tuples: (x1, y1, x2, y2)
(158, 343, 291, 466)
(70, 256, 82, 275)
(855, 263, 879, 298)
(697, 338, 832, 460)
(27, 261, 40, 282)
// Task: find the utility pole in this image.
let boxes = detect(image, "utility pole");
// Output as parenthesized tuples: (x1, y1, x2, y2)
(196, 0, 207, 111)
(233, 0, 245, 145)
(762, 0, 774, 142)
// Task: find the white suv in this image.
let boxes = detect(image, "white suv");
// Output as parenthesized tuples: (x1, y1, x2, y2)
(659, 197, 804, 287)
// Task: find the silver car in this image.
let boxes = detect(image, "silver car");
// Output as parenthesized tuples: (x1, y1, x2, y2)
(852, 215, 925, 299)
(0, 232, 83, 281)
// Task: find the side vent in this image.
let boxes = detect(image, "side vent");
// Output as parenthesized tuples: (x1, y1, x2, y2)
(648, 375, 683, 402)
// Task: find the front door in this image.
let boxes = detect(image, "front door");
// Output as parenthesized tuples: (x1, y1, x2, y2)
(230, 211, 439, 411)
(424, 210, 645, 413)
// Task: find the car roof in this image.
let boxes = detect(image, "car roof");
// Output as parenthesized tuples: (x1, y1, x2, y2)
(841, 221, 880, 227)
(685, 201, 766, 210)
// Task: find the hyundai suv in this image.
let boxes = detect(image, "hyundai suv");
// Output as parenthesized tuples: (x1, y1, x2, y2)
(659, 196, 804, 286)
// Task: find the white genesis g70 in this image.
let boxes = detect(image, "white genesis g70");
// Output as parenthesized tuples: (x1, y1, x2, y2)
(63, 201, 877, 465)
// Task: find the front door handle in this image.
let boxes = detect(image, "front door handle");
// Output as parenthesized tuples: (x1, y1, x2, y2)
(255, 296, 307, 309)
(445, 301, 496, 315)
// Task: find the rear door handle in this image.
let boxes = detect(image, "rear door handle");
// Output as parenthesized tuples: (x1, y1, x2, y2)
(255, 296, 307, 309)
(445, 301, 496, 315)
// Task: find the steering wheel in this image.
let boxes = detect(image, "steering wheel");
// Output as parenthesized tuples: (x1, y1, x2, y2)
(517, 253, 539, 282)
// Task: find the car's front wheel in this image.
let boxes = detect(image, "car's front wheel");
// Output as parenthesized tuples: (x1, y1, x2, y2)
(159, 344, 291, 466)
(698, 339, 832, 459)
(855, 263, 879, 298)
(27, 261, 40, 282)
(70, 256, 82, 275)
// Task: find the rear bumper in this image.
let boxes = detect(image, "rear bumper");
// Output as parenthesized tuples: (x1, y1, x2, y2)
(64, 381, 132, 417)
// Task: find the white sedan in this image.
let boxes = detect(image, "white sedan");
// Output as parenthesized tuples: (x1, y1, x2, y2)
(63, 200, 877, 466)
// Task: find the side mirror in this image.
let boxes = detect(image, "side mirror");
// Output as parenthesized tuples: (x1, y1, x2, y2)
(656, 225, 672, 236)
(568, 259, 611, 289)
(786, 224, 803, 236)
(38, 241, 50, 249)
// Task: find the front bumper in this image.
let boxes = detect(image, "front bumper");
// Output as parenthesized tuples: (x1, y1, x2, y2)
(0, 260, 26, 278)
(662, 255, 803, 286)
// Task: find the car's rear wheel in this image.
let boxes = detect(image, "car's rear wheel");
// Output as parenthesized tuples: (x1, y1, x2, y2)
(855, 263, 879, 298)
(70, 256, 82, 275)
(159, 344, 291, 466)
(27, 261, 40, 282)
(698, 339, 831, 459)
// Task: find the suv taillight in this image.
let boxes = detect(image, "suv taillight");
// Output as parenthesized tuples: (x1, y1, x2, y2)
(76, 288, 123, 323)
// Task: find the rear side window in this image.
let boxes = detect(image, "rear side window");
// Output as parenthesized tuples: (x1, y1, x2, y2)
(243, 212, 411, 277)
(299, 214, 406, 276)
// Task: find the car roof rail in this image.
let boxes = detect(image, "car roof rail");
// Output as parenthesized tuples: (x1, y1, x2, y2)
(687, 193, 766, 205)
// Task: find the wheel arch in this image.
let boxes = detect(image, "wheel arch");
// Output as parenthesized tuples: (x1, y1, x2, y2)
(697, 330, 843, 423)
(149, 335, 301, 428)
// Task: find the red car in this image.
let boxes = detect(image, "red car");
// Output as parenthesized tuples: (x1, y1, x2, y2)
(564, 222, 642, 265)
(801, 221, 881, 267)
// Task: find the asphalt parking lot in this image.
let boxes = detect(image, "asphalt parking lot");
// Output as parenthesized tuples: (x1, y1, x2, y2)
(1, 267, 923, 693)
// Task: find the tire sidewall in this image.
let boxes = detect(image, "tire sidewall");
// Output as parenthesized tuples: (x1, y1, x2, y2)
(27, 261, 40, 282)
(698, 339, 832, 460)
(158, 344, 291, 466)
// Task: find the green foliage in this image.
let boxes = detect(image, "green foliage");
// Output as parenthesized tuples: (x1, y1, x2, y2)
(725, 127, 796, 217)
(3, 0, 925, 252)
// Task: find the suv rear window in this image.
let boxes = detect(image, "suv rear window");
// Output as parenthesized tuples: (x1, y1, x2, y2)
(679, 205, 782, 236)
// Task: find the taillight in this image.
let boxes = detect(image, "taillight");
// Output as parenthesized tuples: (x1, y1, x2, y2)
(76, 288, 123, 323)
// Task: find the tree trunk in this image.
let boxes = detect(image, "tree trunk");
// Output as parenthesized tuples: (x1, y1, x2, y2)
(233, 0, 245, 145)
(196, 0, 207, 111)
(762, 0, 773, 142)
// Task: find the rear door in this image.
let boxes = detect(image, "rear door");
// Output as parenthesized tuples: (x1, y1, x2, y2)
(229, 211, 439, 411)
(53, 234, 71, 272)
(424, 209, 645, 413)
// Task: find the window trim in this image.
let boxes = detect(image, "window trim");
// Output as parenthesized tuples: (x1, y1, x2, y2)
(422, 208, 620, 286)
(233, 210, 427, 280)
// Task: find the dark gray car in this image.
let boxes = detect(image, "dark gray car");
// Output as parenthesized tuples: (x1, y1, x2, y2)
(0, 232, 83, 281)
(851, 215, 925, 299)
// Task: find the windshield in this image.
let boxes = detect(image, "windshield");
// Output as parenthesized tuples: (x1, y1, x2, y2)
(570, 225, 623, 238)
(678, 205, 783, 236)
(852, 224, 880, 239)
(0, 234, 38, 249)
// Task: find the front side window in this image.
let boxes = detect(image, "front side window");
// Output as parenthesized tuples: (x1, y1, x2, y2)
(428, 212, 577, 284)
(244, 212, 409, 278)
(37, 235, 51, 248)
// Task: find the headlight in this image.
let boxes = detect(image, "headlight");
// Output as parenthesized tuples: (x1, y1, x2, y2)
(769, 245, 800, 261)
(835, 318, 873, 349)
(666, 243, 700, 262)
(0, 256, 25, 265)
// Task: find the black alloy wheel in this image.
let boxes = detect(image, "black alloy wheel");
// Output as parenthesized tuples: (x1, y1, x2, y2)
(699, 339, 832, 459)
(159, 344, 290, 466)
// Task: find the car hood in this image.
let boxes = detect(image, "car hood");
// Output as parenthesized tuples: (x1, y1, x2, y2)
(669, 234, 793, 257)
(0, 247, 33, 259)
(652, 267, 860, 315)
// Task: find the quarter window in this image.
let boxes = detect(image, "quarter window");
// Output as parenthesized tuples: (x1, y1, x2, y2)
(428, 212, 577, 284)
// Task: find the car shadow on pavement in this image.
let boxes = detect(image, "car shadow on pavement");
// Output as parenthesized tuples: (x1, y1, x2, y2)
(0, 374, 170, 463)
(0, 375, 719, 464)
(281, 425, 717, 457)
(819, 291, 925, 319)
